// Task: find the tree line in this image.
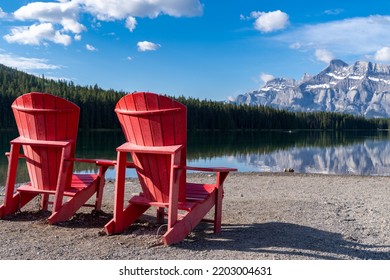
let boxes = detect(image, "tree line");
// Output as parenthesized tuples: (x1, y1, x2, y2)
(0, 64, 388, 131)
(175, 96, 388, 131)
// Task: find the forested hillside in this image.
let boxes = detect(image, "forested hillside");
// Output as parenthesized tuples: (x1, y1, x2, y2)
(0, 64, 122, 129)
(0, 64, 387, 130)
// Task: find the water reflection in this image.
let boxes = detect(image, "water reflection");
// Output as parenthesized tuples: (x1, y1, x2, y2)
(187, 130, 390, 176)
(232, 140, 390, 175)
(1, 129, 390, 185)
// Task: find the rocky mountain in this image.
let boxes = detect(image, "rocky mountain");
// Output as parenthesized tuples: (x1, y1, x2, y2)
(231, 59, 390, 118)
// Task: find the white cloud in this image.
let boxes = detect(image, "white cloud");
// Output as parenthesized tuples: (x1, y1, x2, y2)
(324, 9, 343, 15)
(289, 42, 302, 50)
(4, 0, 203, 47)
(74, 34, 82, 41)
(3, 23, 72, 46)
(127, 56, 133, 61)
(277, 15, 390, 58)
(137, 41, 161, 52)
(78, 0, 203, 20)
(0, 7, 7, 18)
(374, 47, 390, 62)
(252, 10, 289, 33)
(125, 16, 137, 32)
(0, 53, 61, 70)
(14, 1, 86, 33)
(227, 96, 236, 102)
(86, 44, 97, 51)
(260, 73, 275, 84)
(315, 49, 334, 63)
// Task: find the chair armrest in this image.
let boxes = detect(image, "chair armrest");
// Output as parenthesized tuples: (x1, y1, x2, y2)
(10, 136, 72, 148)
(117, 142, 184, 155)
(5, 152, 26, 159)
(175, 165, 237, 173)
(71, 158, 136, 168)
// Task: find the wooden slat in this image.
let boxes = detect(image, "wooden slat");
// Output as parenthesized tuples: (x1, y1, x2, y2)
(57, 94, 79, 190)
(159, 95, 187, 201)
(116, 142, 182, 154)
(115, 107, 181, 116)
(120, 94, 137, 143)
(134, 93, 160, 202)
(17, 174, 99, 196)
(147, 94, 170, 203)
(129, 195, 196, 211)
(11, 137, 71, 147)
(32, 94, 51, 189)
(11, 107, 74, 113)
(21, 94, 42, 189)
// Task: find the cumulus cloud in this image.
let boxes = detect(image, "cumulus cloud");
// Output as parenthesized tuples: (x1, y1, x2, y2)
(248, 10, 289, 33)
(374, 47, 390, 62)
(125, 16, 137, 32)
(0, 53, 60, 70)
(78, 0, 203, 20)
(3, 23, 72, 46)
(86, 44, 97, 51)
(277, 15, 390, 58)
(315, 49, 334, 63)
(260, 73, 275, 84)
(137, 41, 161, 52)
(0, 7, 7, 18)
(14, 1, 85, 33)
(4, 0, 203, 46)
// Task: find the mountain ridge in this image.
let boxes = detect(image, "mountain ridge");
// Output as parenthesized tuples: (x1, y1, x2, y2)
(231, 59, 390, 118)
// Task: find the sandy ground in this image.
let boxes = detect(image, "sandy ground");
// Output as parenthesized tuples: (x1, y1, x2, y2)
(1, 172, 390, 260)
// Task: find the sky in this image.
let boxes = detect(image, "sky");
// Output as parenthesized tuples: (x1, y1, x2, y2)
(1, 1, 390, 101)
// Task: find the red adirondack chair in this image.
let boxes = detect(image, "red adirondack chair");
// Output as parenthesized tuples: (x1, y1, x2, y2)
(104, 92, 237, 245)
(0, 92, 112, 224)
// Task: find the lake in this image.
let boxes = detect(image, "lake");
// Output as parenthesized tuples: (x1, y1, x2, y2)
(1, 129, 390, 185)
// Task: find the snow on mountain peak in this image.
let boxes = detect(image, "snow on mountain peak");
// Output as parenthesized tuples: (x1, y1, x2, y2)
(230, 60, 390, 118)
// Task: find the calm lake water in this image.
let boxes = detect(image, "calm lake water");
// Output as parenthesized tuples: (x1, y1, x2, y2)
(1, 129, 390, 185)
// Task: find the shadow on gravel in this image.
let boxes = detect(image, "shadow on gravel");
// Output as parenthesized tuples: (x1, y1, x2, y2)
(179, 222, 390, 260)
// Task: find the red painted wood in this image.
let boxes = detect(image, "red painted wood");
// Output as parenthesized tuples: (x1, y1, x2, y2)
(105, 92, 237, 245)
(0, 92, 109, 224)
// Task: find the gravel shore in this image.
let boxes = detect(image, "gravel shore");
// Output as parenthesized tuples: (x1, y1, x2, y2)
(1, 172, 390, 260)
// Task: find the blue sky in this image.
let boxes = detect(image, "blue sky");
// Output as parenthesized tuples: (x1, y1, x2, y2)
(1, 1, 390, 101)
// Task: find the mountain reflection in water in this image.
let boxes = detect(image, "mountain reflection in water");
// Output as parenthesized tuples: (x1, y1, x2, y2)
(1, 130, 390, 186)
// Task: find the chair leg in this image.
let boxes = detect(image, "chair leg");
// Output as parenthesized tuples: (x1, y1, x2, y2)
(163, 194, 215, 245)
(41, 193, 50, 211)
(105, 203, 150, 234)
(48, 181, 99, 224)
(157, 207, 165, 223)
(104, 151, 151, 234)
(0, 143, 21, 218)
(0, 192, 38, 218)
(214, 188, 223, 233)
(94, 166, 108, 211)
(213, 172, 228, 233)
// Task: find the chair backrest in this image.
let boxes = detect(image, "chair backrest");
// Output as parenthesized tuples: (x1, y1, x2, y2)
(12, 92, 80, 191)
(115, 92, 187, 203)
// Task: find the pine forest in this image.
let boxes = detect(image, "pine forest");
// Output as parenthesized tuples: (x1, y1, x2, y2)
(0, 64, 388, 131)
